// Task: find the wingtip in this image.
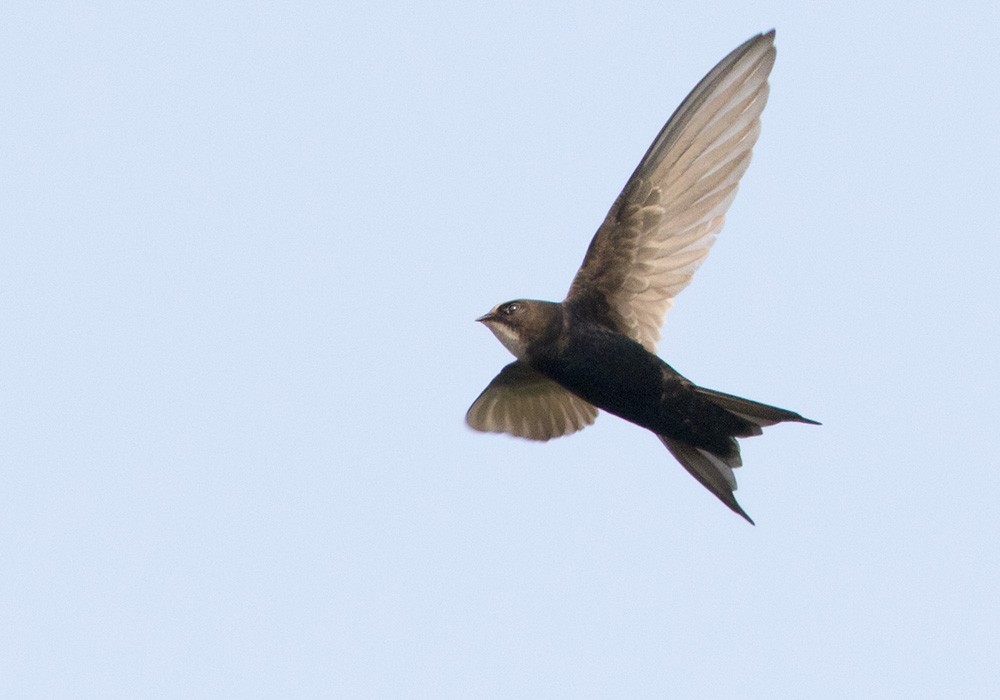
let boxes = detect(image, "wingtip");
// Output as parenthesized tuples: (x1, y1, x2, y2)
(747, 29, 775, 47)
(756, 29, 776, 57)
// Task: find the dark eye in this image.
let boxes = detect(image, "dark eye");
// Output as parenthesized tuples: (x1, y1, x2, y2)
(503, 302, 520, 315)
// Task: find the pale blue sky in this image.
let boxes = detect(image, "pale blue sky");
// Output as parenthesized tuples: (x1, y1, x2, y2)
(3, 1, 998, 697)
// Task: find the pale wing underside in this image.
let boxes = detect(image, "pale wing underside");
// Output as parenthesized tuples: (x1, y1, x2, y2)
(566, 31, 777, 352)
(466, 361, 598, 441)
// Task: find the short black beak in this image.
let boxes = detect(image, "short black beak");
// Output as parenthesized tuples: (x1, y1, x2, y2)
(475, 313, 494, 323)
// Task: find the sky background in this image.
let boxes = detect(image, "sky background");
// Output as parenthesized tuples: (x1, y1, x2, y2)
(3, 1, 999, 697)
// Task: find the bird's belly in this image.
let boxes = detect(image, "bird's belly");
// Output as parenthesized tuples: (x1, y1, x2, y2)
(534, 342, 667, 430)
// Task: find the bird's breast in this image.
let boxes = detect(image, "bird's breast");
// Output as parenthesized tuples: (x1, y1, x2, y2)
(530, 326, 667, 425)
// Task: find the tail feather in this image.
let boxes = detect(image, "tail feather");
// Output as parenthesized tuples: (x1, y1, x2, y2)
(694, 387, 821, 429)
(659, 435, 755, 525)
(661, 390, 818, 524)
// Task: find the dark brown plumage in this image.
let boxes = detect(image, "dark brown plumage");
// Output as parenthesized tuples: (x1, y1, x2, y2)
(466, 31, 818, 524)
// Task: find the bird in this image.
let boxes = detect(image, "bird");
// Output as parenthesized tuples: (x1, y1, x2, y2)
(465, 30, 818, 524)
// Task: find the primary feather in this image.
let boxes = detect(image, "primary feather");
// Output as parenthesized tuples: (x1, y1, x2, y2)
(566, 31, 776, 351)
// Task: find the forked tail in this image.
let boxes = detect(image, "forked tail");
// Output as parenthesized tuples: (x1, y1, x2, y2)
(662, 389, 819, 524)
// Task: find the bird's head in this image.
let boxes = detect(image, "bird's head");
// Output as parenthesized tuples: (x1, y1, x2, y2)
(476, 299, 562, 361)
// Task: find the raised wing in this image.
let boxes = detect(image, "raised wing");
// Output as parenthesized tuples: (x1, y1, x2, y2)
(565, 31, 776, 351)
(466, 361, 598, 441)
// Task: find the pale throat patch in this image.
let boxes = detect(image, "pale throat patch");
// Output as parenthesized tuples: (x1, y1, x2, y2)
(486, 320, 528, 360)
